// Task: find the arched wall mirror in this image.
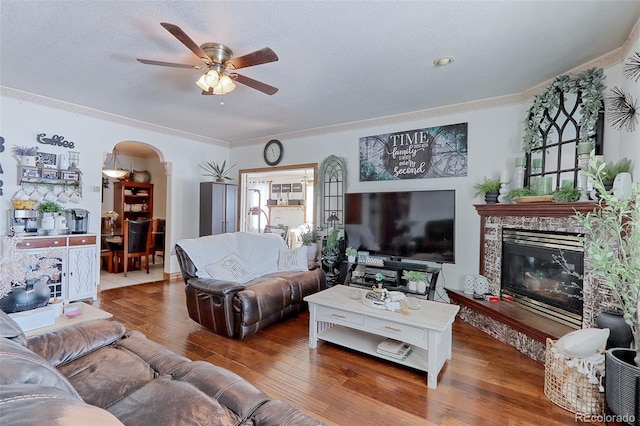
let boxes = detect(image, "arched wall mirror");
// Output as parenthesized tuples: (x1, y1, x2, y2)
(318, 155, 347, 234)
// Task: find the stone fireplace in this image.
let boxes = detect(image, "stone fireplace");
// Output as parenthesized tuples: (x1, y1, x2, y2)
(448, 202, 612, 362)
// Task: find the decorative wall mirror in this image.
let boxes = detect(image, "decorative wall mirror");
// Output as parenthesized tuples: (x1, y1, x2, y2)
(522, 68, 605, 192)
(318, 155, 347, 232)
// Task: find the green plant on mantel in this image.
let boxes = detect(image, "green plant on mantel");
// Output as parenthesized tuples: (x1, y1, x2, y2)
(473, 177, 501, 196)
(199, 160, 237, 182)
(601, 157, 632, 181)
(505, 187, 536, 203)
(573, 157, 640, 366)
(522, 67, 605, 153)
(552, 186, 581, 203)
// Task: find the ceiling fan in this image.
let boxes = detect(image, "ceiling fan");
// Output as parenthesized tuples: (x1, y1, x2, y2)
(137, 22, 278, 96)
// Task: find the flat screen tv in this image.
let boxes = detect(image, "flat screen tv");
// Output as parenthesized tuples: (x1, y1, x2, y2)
(344, 189, 455, 264)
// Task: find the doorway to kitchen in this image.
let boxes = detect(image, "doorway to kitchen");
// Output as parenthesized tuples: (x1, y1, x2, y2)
(239, 163, 316, 248)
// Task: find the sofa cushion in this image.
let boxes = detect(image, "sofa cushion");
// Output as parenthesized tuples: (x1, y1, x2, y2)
(204, 252, 256, 283)
(0, 384, 124, 426)
(0, 337, 80, 399)
(277, 246, 308, 272)
(177, 232, 287, 279)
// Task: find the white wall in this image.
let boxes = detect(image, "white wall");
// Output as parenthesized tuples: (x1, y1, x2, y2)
(231, 103, 525, 293)
(0, 94, 230, 279)
(229, 56, 638, 293)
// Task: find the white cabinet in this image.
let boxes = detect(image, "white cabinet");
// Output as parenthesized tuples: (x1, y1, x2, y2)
(67, 236, 97, 302)
(16, 235, 98, 303)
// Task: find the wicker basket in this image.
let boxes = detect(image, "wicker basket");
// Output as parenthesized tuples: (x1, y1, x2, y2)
(544, 338, 605, 418)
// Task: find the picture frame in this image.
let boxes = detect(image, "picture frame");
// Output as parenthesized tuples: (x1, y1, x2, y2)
(41, 169, 59, 180)
(61, 171, 80, 181)
(21, 167, 40, 178)
(37, 152, 58, 169)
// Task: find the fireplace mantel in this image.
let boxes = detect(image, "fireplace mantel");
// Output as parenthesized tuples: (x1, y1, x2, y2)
(474, 201, 599, 218)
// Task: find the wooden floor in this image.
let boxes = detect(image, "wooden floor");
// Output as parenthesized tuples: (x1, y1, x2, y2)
(94, 278, 597, 426)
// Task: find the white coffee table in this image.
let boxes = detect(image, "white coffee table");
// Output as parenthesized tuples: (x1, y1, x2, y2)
(22, 303, 113, 337)
(304, 285, 459, 389)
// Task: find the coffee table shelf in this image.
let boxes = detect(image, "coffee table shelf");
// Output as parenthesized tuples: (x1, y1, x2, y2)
(317, 325, 430, 372)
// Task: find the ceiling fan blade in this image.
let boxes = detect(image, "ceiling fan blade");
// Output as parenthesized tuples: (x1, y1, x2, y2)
(225, 47, 278, 70)
(137, 58, 200, 69)
(160, 22, 211, 64)
(234, 74, 278, 95)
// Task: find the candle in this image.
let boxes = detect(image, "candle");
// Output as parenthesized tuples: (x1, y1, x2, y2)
(577, 142, 593, 155)
(515, 157, 526, 167)
(500, 170, 510, 183)
(532, 158, 542, 170)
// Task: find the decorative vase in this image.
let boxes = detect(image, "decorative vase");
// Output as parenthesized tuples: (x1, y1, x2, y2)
(605, 348, 640, 422)
(347, 255, 356, 263)
(596, 310, 634, 349)
(416, 281, 427, 293)
(20, 155, 38, 167)
(408, 281, 418, 292)
(0, 277, 51, 314)
(484, 191, 499, 204)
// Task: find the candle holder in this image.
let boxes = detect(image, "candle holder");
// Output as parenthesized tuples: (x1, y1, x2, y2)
(498, 181, 509, 203)
(578, 154, 591, 201)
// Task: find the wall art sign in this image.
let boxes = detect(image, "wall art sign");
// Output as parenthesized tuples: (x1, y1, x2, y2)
(359, 122, 468, 181)
(37, 133, 76, 148)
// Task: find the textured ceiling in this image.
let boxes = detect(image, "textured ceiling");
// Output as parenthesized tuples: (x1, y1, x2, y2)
(1, 1, 639, 147)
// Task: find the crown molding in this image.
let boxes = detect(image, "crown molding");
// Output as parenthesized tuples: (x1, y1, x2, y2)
(0, 86, 229, 148)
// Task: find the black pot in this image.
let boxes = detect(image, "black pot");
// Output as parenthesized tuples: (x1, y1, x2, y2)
(0, 279, 51, 314)
(484, 191, 499, 204)
(605, 348, 640, 425)
(596, 311, 634, 349)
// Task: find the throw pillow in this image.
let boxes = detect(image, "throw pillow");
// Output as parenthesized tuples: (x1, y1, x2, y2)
(204, 253, 255, 284)
(555, 328, 610, 358)
(277, 246, 308, 272)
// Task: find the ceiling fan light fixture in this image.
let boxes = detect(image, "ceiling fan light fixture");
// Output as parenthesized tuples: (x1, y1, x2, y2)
(195, 74, 210, 91)
(204, 70, 220, 87)
(213, 74, 236, 95)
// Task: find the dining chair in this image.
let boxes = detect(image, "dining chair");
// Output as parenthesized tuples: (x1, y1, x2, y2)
(149, 218, 166, 264)
(112, 219, 152, 277)
(100, 236, 114, 273)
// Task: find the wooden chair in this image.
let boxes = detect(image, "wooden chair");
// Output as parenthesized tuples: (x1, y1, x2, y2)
(112, 219, 152, 277)
(149, 218, 166, 265)
(100, 236, 114, 273)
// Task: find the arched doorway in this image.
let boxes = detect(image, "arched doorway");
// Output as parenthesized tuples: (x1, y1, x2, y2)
(100, 141, 168, 289)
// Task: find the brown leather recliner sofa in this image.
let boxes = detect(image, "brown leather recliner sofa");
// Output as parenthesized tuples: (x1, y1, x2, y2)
(0, 309, 325, 425)
(176, 232, 326, 339)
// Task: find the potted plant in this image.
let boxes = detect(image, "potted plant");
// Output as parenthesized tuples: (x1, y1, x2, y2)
(402, 270, 428, 293)
(345, 247, 358, 263)
(0, 236, 61, 313)
(505, 187, 536, 203)
(38, 201, 62, 230)
(572, 157, 640, 420)
(300, 228, 319, 261)
(552, 186, 581, 203)
(474, 177, 502, 204)
(12, 145, 39, 167)
(199, 160, 237, 182)
(600, 157, 632, 190)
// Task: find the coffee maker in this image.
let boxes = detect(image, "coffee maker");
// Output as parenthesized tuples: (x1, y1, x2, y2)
(65, 209, 89, 234)
(8, 209, 38, 235)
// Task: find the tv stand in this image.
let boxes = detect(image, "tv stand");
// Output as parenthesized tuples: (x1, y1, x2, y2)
(345, 259, 441, 300)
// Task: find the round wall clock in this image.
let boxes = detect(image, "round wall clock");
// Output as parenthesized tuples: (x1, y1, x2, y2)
(264, 139, 283, 166)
